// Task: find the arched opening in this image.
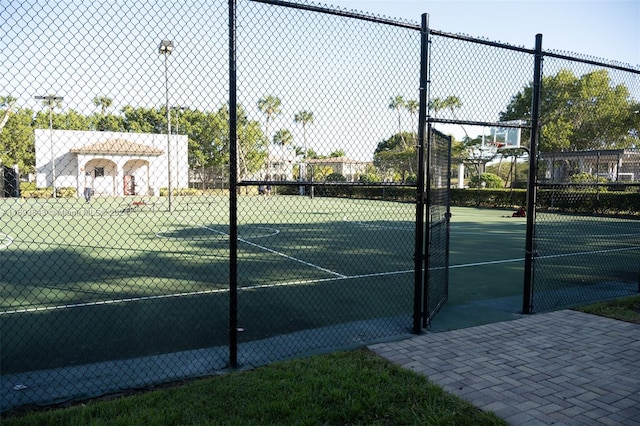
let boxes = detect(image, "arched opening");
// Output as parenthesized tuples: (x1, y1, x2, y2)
(83, 159, 117, 197)
(123, 159, 151, 196)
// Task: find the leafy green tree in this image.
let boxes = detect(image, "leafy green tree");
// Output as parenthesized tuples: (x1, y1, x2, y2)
(33, 97, 91, 131)
(238, 118, 268, 179)
(0, 95, 17, 134)
(500, 69, 639, 152)
(0, 108, 35, 173)
(91, 96, 123, 131)
(58, 110, 92, 130)
(373, 131, 416, 182)
(122, 106, 165, 134)
(188, 106, 229, 169)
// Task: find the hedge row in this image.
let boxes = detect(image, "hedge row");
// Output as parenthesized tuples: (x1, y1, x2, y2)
(19, 183, 77, 198)
(14, 181, 639, 215)
(284, 184, 638, 215)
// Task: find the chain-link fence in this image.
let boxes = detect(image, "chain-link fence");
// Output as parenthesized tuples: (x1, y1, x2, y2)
(527, 52, 640, 313)
(232, 0, 422, 367)
(425, 26, 640, 314)
(1, 0, 429, 411)
(2, 0, 639, 412)
(2, 0, 233, 411)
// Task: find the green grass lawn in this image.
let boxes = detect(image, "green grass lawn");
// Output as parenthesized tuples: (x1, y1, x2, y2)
(4, 295, 639, 425)
(574, 294, 640, 323)
(2, 349, 506, 425)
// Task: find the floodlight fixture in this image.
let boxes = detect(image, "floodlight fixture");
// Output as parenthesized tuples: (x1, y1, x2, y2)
(159, 40, 174, 55)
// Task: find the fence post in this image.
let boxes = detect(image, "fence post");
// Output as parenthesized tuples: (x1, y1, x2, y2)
(413, 13, 429, 334)
(228, 0, 239, 367)
(522, 34, 543, 315)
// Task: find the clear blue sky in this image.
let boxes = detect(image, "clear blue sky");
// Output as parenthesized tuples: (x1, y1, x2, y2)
(327, 0, 640, 66)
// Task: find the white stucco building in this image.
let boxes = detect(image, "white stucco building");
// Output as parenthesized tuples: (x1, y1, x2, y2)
(35, 129, 188, 197)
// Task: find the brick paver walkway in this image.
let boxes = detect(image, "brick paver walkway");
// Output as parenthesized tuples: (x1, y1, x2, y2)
(369, 310, 640, 425)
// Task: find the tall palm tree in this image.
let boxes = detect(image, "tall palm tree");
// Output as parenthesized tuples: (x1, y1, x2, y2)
(443, 95, 469, 140)
(93, 96, 113, 115)
(428, 97, 445, 118)
(294, 110, 314, 158)
(273, 128, 293, 146)
(257, 95, 282, 142)
(443, 96, 462, 118)
(405, 99, 419, 123)
(405, 99, 419, 143)
(389, 95, 405, 135)
(39, 94, 63, 112)
(430, 96, 468, 139)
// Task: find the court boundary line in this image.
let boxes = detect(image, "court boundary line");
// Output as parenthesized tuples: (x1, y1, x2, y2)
(155, 225, 280, 240)
(4, 244, 638, 316)
(181, 218, 347, 279)
(0, 270, 411, 315)
(355, 221, 414, 231)
(0, 233, 14, 250)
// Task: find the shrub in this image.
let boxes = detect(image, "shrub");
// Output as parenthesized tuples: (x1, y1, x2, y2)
(20, 182, 37, 192)
(468, 173, 504, 188)
(159, 188, 201, 196)
(570, 172, 607, 183)
(326, 173, 346, 182)
(358, 173, 381, 183)
(57, 187, 77, 198)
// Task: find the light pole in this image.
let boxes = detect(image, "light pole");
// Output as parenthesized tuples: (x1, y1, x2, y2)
(173, 106, 185, 135)
(35, 95, 63, 198)
(159, 40, 174, 212)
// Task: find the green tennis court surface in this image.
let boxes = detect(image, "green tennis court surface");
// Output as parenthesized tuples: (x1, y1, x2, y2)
(2, 196, 636, 373)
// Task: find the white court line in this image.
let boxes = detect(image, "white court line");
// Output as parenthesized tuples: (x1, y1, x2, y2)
(536, 245, 640, 260)
(1, 270, 410, 315)
(0, 233, 14, 250)
(182, 218, 346, 279)
(5, 218, 637, 316)
(355, 221, 413, 231)
(0, 288, 229, 315)
(4, 244, 638, 316)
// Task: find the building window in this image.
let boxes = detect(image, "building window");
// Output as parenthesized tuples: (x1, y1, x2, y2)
(95, 167, 105, 177)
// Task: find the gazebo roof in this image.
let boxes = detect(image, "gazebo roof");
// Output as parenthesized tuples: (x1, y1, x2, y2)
(71, 139, 164, 156)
